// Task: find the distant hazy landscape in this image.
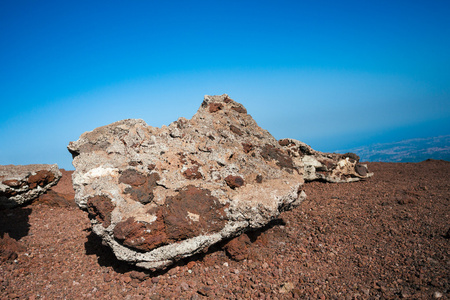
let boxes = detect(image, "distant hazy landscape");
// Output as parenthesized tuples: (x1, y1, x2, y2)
(338, 135, 450, 163)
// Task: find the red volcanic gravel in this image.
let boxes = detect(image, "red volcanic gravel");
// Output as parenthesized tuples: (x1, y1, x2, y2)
(1, 161, 449, 299)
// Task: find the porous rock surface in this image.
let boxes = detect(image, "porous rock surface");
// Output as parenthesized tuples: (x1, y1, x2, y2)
(0, 164, 62, 209)
(68, 94, 306, 270)
(279, 138, 373, 183)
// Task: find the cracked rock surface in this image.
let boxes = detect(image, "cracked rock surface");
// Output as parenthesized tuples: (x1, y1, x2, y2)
(68, 94, 306, 270)
(0, 164, 62, 209)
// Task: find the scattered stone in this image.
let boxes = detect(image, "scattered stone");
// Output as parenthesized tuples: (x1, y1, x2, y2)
(0, 164, 62, 209)
(279, 281, 295, 294)
(278, 139, 373, 182)
(224, 175, 244, 189)
(197, 286, 212, 296)
(68, 94, 306, 270)
(187, 261, 196, 269)
(129, 270, 149, 282)
(223, 233, 251, 261)
(180, 281, 189, 291)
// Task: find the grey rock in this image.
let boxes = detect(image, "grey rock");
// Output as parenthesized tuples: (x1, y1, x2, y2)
(68, 94, 306, 270)
(279, 138, 373, 183)
(0, 164, 62, 209)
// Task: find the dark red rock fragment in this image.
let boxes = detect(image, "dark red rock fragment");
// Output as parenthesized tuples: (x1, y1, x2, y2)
(34, 190, 76, 207)
(114, 213, 168, 252)
(119, 169, 147, 186)
(28, 170, 56, 189)
(278, 139, 295, 147)
(87, 195, 115, 228)
(122, 172, 160, 204)
(224, 175, 245, 189)
(2, 180, 22, 188)
(223, 233, 251, 261)
(182, 166, 203, 180)
(260, 144, 294, 172)
(231, 106, 247, 114)
(242, 143, 253, 153)
(163, 186, 227, 241)
(177, 153, 188, 164)
(208, 103, 223, 113)
(230, 125, 243, 136)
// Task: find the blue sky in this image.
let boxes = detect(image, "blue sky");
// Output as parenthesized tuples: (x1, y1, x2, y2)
(1, 0, 449, 170)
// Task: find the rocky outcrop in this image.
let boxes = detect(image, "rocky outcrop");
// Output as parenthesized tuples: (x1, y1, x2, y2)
(279, 139, 373, 182)
(0, 164, 62, 209)
(68, 94, 306, 270)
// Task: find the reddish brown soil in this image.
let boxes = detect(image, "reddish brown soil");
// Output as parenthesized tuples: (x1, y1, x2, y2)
(1, 161, 449, 299)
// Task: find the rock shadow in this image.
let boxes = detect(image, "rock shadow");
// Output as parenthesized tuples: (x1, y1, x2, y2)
(84, 230, 139, 274)
(0, 207, 31, 240)
(84, 218, 286, 277)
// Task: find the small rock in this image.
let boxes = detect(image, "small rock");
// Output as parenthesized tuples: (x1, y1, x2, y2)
(129, 270, 149, 281)
(223, 233, 251, 261)
(197, 286, 212, 296)
(224, 175, 245, 189)
(151, 277, 160, 284)
(279, 282, 295, 294)
(103, 273, 112, 282)
(180, 281, 189, 291)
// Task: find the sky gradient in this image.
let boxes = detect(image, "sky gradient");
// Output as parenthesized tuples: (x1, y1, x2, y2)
(1, 0, 449, 170)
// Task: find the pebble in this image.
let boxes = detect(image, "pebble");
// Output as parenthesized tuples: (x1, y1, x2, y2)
(122, 276, 132, 284)
(103, 274, 112, 282)
(151, 277, 160, 284)
(180, 281, 189, 291)
(187, 261, 196, 269)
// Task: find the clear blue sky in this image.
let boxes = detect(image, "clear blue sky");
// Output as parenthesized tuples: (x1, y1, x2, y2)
(1, 0, 449, 170)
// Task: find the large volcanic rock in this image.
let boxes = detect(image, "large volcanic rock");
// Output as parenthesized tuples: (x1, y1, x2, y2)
(279, 139, 373, 182)
(0, 164, 62, 209)
(68, 94, 306, 270)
